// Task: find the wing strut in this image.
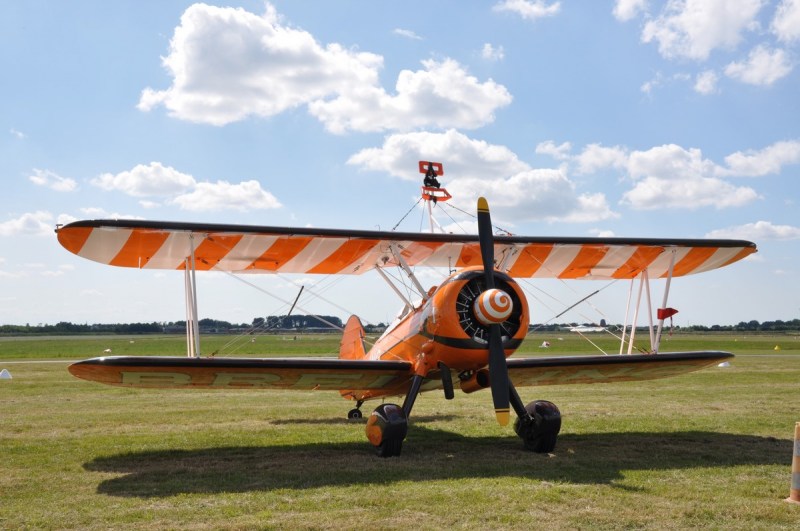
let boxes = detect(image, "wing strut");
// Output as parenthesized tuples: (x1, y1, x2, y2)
(619, 248, 678, 355)
(619, 277, 635, 354)
(184, 233, 201, 358)
(388, 243, 429, 302)
(653, 249, 677, 353)
(625, 270, 647, 355)
(374, 264, 414, 312)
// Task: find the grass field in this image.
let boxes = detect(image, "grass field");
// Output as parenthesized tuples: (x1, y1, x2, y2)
(1, 332, 799, 529)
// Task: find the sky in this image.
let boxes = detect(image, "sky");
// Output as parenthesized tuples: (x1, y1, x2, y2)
(1, 0, 799, 329)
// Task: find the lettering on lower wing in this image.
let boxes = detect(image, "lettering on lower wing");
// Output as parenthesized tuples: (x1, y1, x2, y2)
(517, 363, 700, 385)
(212, 372, 403, 389)
(118, 370, 406, 390)
(212, 373, 282, 387)
(560, 366, 636, 382)
(295, 373, 372, 389)
(121, 371, 191, 386)
(365, 375, 402, 389)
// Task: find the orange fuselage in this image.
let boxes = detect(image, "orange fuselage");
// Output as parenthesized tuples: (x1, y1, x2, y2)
(340, 266, 529, 401)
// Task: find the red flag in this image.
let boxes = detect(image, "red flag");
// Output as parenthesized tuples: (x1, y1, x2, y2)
(657, 307, 678, 320)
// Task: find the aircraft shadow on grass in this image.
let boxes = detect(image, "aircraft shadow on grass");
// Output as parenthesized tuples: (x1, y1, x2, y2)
(84, 429, 791, 498)
(269, 414, 459, 425)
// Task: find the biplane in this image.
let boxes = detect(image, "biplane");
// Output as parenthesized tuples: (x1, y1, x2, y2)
(57, 162, 757, 457)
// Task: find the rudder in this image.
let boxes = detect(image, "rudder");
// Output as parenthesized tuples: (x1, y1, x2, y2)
(339, 315, 367, 360)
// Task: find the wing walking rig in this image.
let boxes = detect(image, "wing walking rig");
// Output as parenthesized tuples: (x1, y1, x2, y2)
(57, 162, 756, 457)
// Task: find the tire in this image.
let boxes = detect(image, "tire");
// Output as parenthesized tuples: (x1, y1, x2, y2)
(366, 404, 407, 457)
(376, 438, 403, 458)
(514, 400, 561, 453)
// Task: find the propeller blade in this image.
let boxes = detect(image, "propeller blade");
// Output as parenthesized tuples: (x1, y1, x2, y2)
(488, 325, 510, 425)
(477, 197, 495, 290)
(476, 197, 510, 426)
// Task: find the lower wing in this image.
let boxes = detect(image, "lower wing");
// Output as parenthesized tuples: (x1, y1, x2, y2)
(506, 351, 732, 386)
(69, 351, 730, 392)
(69, 356, 413, 391)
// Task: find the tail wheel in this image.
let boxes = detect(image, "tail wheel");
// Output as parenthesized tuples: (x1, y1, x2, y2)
(514, 400, 561, 453)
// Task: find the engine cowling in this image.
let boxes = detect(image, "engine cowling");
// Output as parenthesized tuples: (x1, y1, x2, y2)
(453, 269, 526, 345)
(423, 267, 529, 371)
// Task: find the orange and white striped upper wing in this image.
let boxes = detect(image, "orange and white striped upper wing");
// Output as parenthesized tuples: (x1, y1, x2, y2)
(56, 220, 756, 279)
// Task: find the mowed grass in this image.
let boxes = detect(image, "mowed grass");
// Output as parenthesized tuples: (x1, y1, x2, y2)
(1, 332, 799, 529)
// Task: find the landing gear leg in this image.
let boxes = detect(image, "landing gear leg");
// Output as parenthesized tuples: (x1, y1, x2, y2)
(347, 400, 364, 420)
(510, 384, 561, 453)
(365, 374, 424, 457)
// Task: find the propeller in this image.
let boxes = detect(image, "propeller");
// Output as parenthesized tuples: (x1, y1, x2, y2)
(476, 197, 511, 426)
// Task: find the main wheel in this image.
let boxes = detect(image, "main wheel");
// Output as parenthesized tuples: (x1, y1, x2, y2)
(347, 408, 363, 420)
(365, 404, 408, 458)
(376, 438, 403, 458)
(513, 400, 561, 453)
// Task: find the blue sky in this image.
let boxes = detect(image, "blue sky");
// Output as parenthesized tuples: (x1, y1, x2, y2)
(1, 0, 799, 328)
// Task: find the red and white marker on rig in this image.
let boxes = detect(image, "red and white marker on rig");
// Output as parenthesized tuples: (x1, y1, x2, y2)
(787, 422, 800, 504)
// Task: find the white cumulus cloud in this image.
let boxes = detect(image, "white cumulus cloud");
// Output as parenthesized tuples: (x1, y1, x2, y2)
(621, 175, 758, 209)
(308, 58, 512, 133)
(347, 129, 529, 182)
(620, 144, 760, 210)
(772, 0, 800, 42)
(589, 228, 617, 237)
(447, 169, 616, 223)
(139, 3, 510, 133)
(706, 220, 800, 240)
(481, 43, 505, 61)
(91, 162, 282, 212)
(91, 162, 196, 197)
(694, 70, 719, 94)
(78, 207, 141, 220)
(535, 140, 572, 161)
(393, 28, 422, 40)
(347, 130, 616, 223)
(171, 180, 281, 212)
(641, 0, 764, 60)
(28, 169, 77, 192)
(721, 140, 800, 176)
(0, 211, 54, 237)
(493, 0, 561, 20)
(525, 139, 800, 211)
(613, 0, 647, 22)
(575, 144, 628, 174)
(138, 3, 382, 125)
(724, 45, 794, 86)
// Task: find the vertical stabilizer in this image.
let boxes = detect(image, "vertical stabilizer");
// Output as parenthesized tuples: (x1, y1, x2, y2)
(339, 315, 367, 360)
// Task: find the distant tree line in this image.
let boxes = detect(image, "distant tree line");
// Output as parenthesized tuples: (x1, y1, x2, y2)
(684, 319, 800, 332)
(1, 317, 798, 336)
(0, 315, 371, 336)
(0, 321, 166, 335)
(253, 315, 344, 330)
